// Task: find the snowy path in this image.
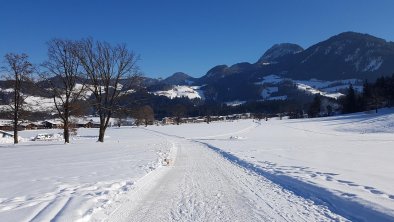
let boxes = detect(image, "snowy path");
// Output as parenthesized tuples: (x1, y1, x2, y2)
(96, 131, 346, 222)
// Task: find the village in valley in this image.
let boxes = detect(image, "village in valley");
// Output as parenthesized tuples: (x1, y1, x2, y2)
(0, 113, 255, 142)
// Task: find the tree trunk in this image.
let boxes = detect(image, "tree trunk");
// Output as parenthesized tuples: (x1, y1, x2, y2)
(64, 123, 70, 143)
(64, 101, 70, 143)
(13, 96, 18, 144)
(98, 125, 106, 142)
(13, 114, 18, 144)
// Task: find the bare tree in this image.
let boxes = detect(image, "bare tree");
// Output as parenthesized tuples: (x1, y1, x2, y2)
(171, 104, 186, 125)
(76, 38, 140, 142)
(2, 53, 34, 144)
(42, 39, 87, 143)
(133, 105, 154, 127)
(142, 105, 154, 126)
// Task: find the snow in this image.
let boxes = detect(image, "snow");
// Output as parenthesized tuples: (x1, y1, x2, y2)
(257, 74, 284, 84)
(94, 123, 347, 222)
(224, 100, 246, 106)
(295, 79, 359, 89)
(294, 79, 363, 99)
(261, 86, 278, 99)
(267, 95, 288, 100)
(345, 48, 361, 62)
(147, 110, 394, 221)
(74, 83, 93, 99)
(363, 57, 384, 72)
(0, 127, 173, 221)
(0, 88, 15, 93)
(255, 75, 362, 100)
(153, 85, 204, 100)
(296, 82, 344, 99)
(0, 95, 54, 112)
(23, 96, 54, 111)
(0, 84, 94, 112)
(1, 109, 394, 221)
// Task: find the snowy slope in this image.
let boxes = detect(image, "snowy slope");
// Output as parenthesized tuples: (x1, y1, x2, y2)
(255, 75, 363, 100)
(294, 79, 363, 99)
(224, 100, 246, 106)
(261, 86, 278, 99)
(0, 83, 95, 112)
(153, 85, 204, 100)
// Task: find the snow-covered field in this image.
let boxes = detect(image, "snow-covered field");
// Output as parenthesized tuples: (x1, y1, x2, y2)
(146, 109, 394, 221)
(1, 109, 394, 221)
(0, 128, 174, 221)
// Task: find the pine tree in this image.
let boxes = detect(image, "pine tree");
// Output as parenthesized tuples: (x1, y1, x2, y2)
(308, 94, 321, 118)
(342, 84, 358, 114)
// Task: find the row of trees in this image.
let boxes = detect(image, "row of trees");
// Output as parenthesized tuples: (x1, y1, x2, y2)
(341, 75, 394, 114)
(1, 38, 140, 143)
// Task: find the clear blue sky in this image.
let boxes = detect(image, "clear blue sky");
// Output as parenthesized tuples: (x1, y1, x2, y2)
(1, 0, 393, 78)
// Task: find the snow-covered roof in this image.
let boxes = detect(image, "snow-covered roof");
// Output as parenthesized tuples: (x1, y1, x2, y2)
(43, 119, 63, 125)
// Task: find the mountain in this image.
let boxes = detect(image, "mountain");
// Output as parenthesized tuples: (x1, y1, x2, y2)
(188, 31, 394, 102)
(257, 43, 304, 64)
(277, 32, 394, 80)
(160, 72, 195, 85)
(197, 63, 255, 85)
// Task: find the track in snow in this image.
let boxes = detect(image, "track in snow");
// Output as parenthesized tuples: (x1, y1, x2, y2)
(94, 129, 347, 222)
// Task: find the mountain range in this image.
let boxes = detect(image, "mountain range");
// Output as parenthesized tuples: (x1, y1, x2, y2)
(145, 31, 394, 102)
(1, 31, 394, 110)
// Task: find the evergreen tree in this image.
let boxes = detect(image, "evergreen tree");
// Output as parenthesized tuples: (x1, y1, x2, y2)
(308, 94, 321, 118)
(362, 80, 372, 111)
(342, 84, 358, 114)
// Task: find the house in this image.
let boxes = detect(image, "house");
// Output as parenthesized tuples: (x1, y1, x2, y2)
(76, 119, 93, 128)
(209, 116, 226, 122)
(88, 119, 101, 128)
(162, 117, 175, 125)
(181, 117, 195, 124)
(85, 117, 117, 127)
(194, 118, 206, 123)
(116, 117, 135, 127)
(0, 119, 13, 131)
(43, 120, 63, 129)
(240, 113, 251, 119)
(76, 118, 101, 128)
(226, 114, 238, 121)
(0, 124, 13, 131)
(18, 122, 38, 130)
